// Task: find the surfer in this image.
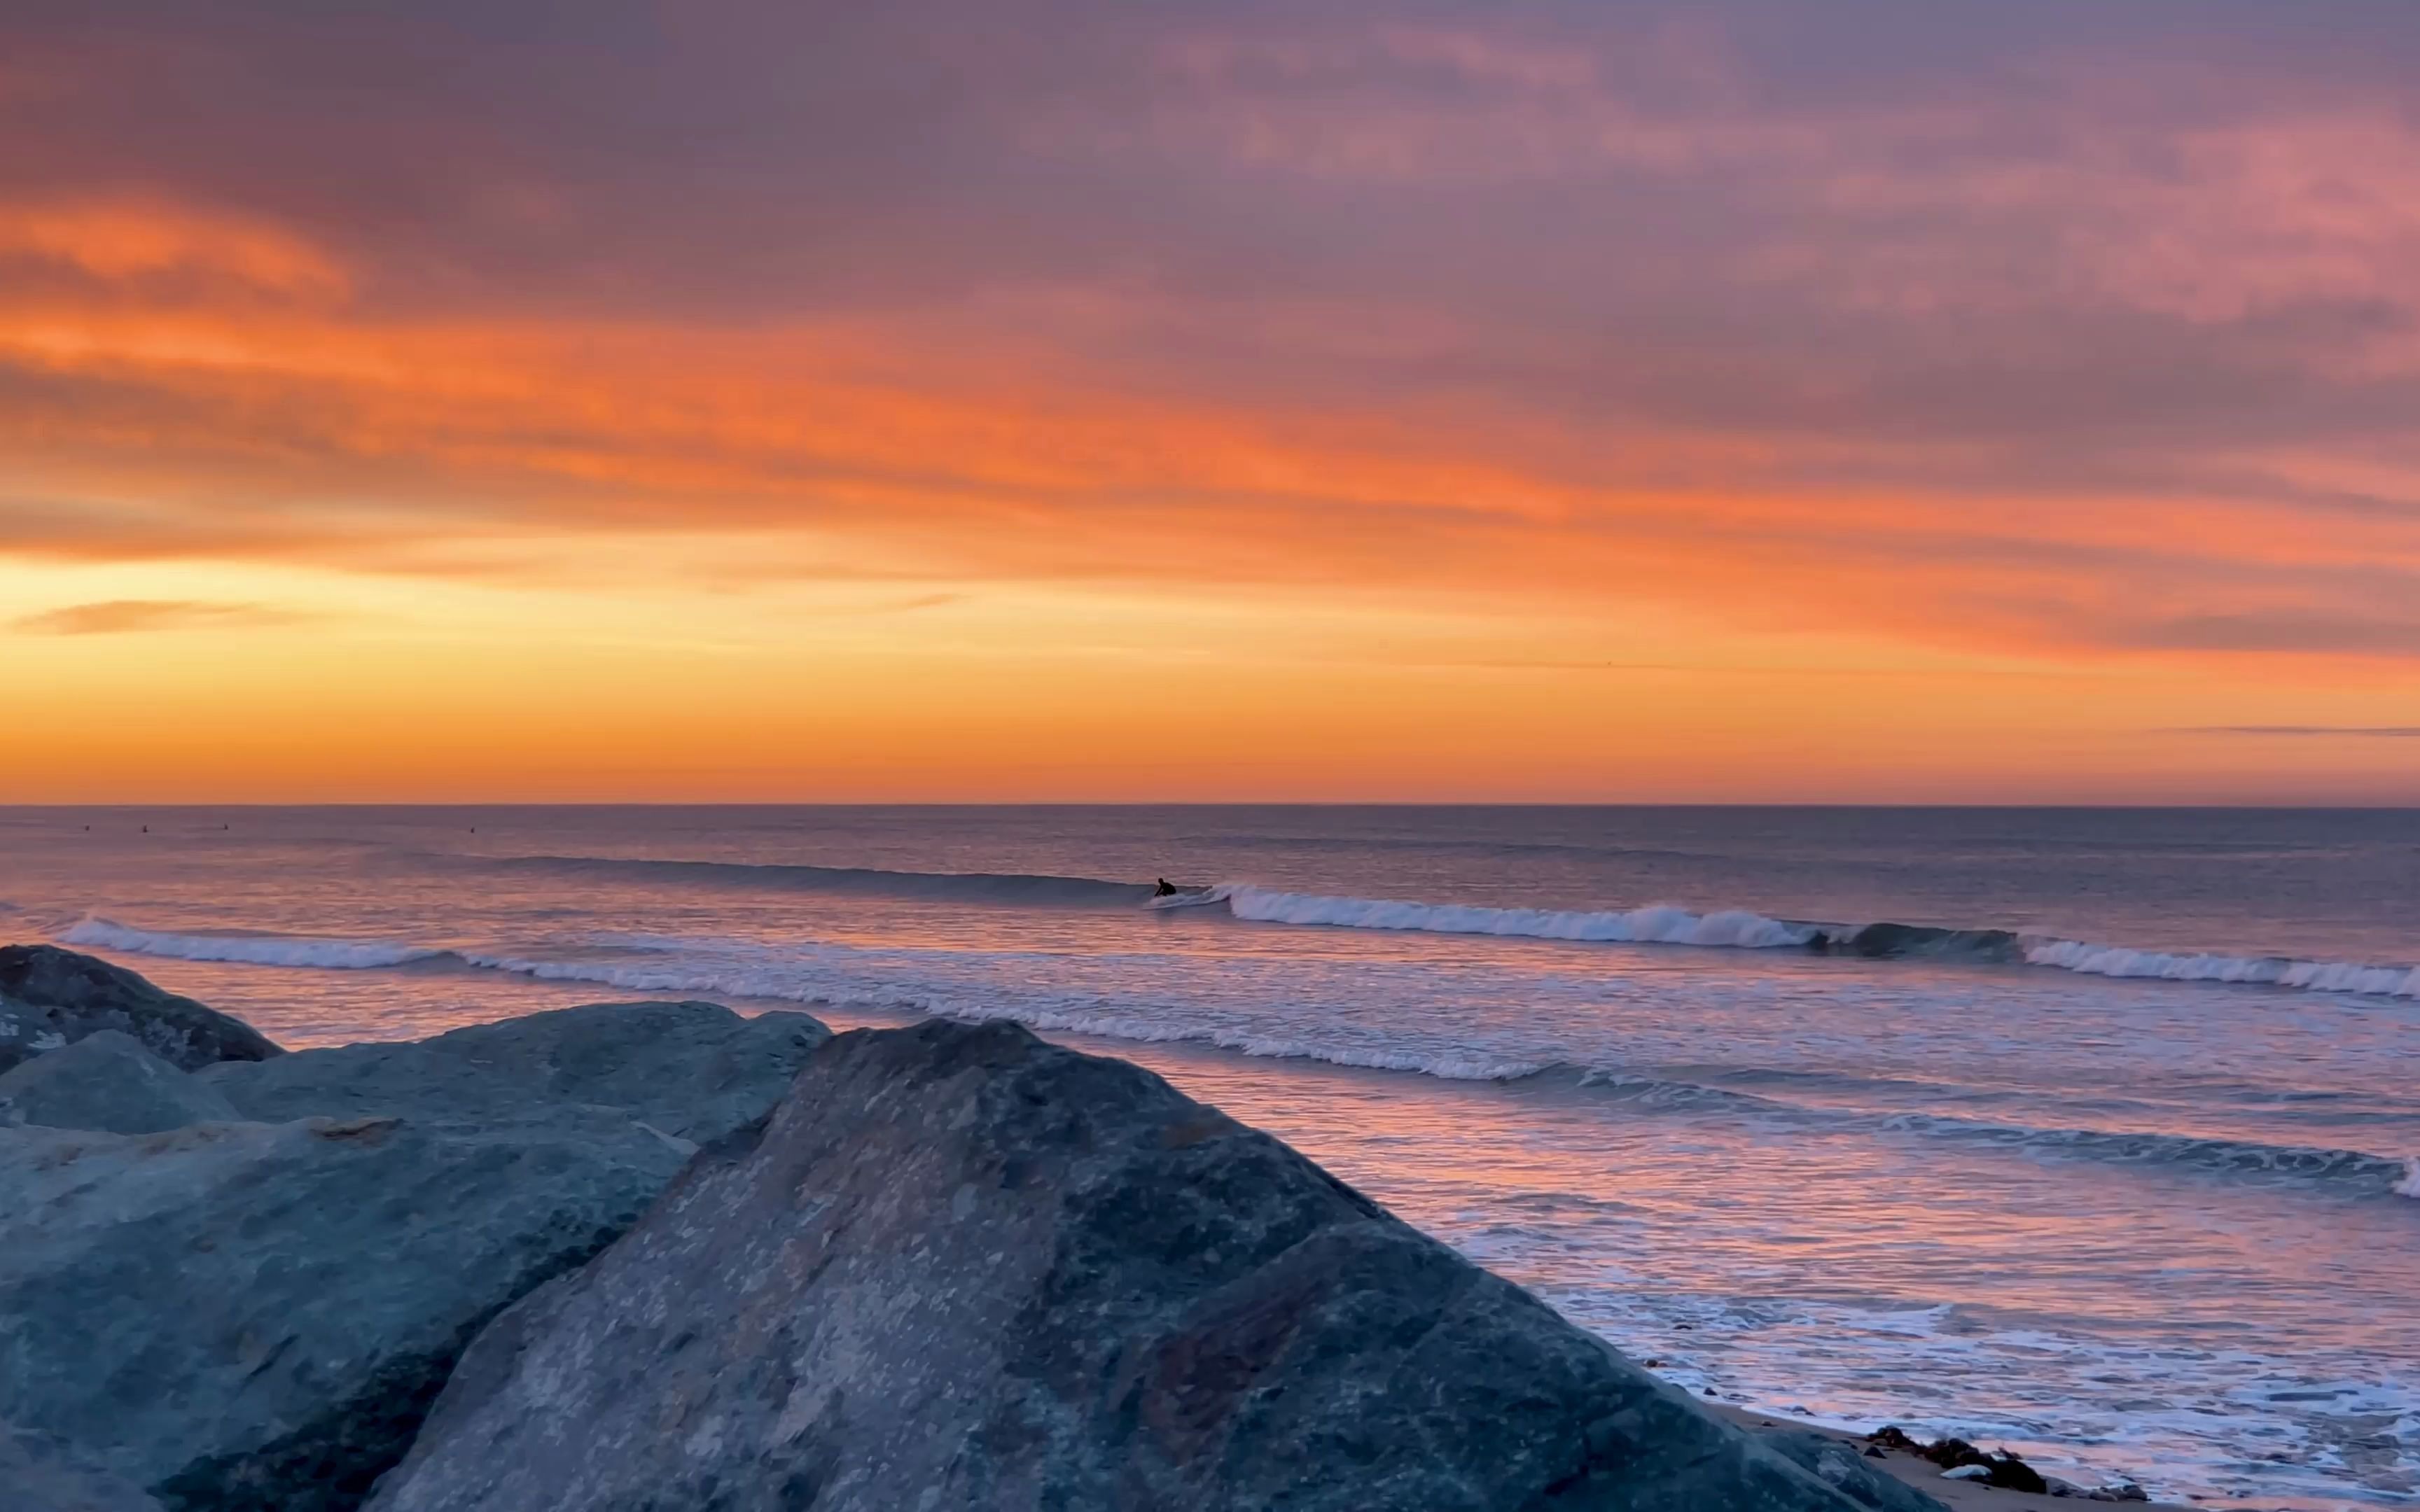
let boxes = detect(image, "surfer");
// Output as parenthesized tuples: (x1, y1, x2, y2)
(1153, 878, 1179, 897)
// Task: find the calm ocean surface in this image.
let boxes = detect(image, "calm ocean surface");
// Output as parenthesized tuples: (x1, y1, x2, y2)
(3, 806, 2414, 1508)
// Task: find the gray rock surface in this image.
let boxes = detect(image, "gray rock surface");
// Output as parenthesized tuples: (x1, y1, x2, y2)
(371, 1018, 1938, 1512)
(0, 945, 283, 1074)
(1759, 1428, 1951, 1512)
(0, 1000, 831, 1512)
(1, 1420, 169, 1512)
(202, 1000, 828, 1142)
(0, 1029, 243, 1134)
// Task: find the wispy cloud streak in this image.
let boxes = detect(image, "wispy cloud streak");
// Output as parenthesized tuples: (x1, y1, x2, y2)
(2175, 725, 2420, 738)
(12, 599, 314, 635)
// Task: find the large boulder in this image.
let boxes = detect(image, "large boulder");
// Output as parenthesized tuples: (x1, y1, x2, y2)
(201, 1000, 827, 1144)
(0, 945, 283, 1074)
(0, 1002, 832, 1512)
(370, 1019, 1936, 1512)
(0, 1029, 242, 1135)
(1, 1420, 169, 1512)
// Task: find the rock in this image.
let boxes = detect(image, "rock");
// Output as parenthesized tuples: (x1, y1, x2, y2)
(0, 1001, 831, 1512)
(0, 1030, 243, 1134)
(1868, 1426, 2050, 1495)
(1764, 1429, 1958, 1512)
(202, 1000, 829, 1142)
(370, 1018, 1939, 1512)
(0, 945, 282, 1074)
(0, 1114, 683, 1511)
(1, 1420, 167, 1511)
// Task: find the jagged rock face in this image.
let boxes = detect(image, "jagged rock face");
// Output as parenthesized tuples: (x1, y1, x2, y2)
(201, 1001, 828, 1144)
(0, 1000, 832, 1512)
(0, 945, 284, 1074)
(370, 1019, 1927, 1512)
(0, 1114, 682, 1512)
(1, 1420, 168, 1512)
(0, 1030, 244, 1135)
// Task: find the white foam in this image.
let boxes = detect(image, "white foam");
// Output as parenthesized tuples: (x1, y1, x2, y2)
(2398, 1161, 2420, 1200)
(2024, 939, 2420, 1000)
(60, 916, 445, 970)
(1215, 884, 1811, 950)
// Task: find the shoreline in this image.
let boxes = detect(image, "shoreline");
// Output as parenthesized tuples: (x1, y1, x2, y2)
(1718, 1408, 2196, 1512)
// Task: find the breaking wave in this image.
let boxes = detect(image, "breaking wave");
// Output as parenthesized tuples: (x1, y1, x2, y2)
(1201, 884, 2412, 1000)
(1212, 884, 1811, 948)
(60, 916, 448, 970)
(2024, 939, 2420, 998)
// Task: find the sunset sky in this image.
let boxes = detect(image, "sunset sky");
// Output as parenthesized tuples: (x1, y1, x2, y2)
(4, 1, 2416, 802)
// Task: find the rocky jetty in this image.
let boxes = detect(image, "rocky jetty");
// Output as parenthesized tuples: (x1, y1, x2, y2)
(2, 1419, 167, 1512)
(0, 1029, 243, 1133)
(0, 955, 828, 1512)
(1, 947, 1941, 1512)
(372, 1018, 1928, 1512)
(0, 943, 284, 1073)
(199, 999, 823, 1143)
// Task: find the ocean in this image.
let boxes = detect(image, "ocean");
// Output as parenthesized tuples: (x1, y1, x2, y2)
(3, 804, 2414, 1508)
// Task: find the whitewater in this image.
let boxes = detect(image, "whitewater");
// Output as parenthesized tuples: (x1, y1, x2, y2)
(6, 804, 2417, 1508)
(67, 872, 2420, 1004)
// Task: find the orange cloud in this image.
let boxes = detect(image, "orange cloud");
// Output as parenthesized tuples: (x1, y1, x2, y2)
(4, 272, 2415, 670)
(0, 200, 348, 299)
(11, 598, 316, 634)
(1, 4, 2416, 799)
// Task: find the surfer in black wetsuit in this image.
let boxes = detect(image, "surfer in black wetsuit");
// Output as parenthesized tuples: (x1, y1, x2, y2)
(1153, 878, 1179, 897)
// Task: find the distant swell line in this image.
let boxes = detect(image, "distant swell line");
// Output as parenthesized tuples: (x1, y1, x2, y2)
(59, 917, 450, 970)
(468, 853, 1150, 907)
(1543, 1068, 2420, 1199)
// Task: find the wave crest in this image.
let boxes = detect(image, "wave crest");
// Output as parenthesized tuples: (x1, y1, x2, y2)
(1209, 884, 2417, 1000)
(1216, 884, 1811, 948)
(60, 916, 447, 970)
(2025, 939, 2420, 998)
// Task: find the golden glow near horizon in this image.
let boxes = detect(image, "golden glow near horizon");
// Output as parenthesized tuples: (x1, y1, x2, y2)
(4, 7, 2418, 802)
